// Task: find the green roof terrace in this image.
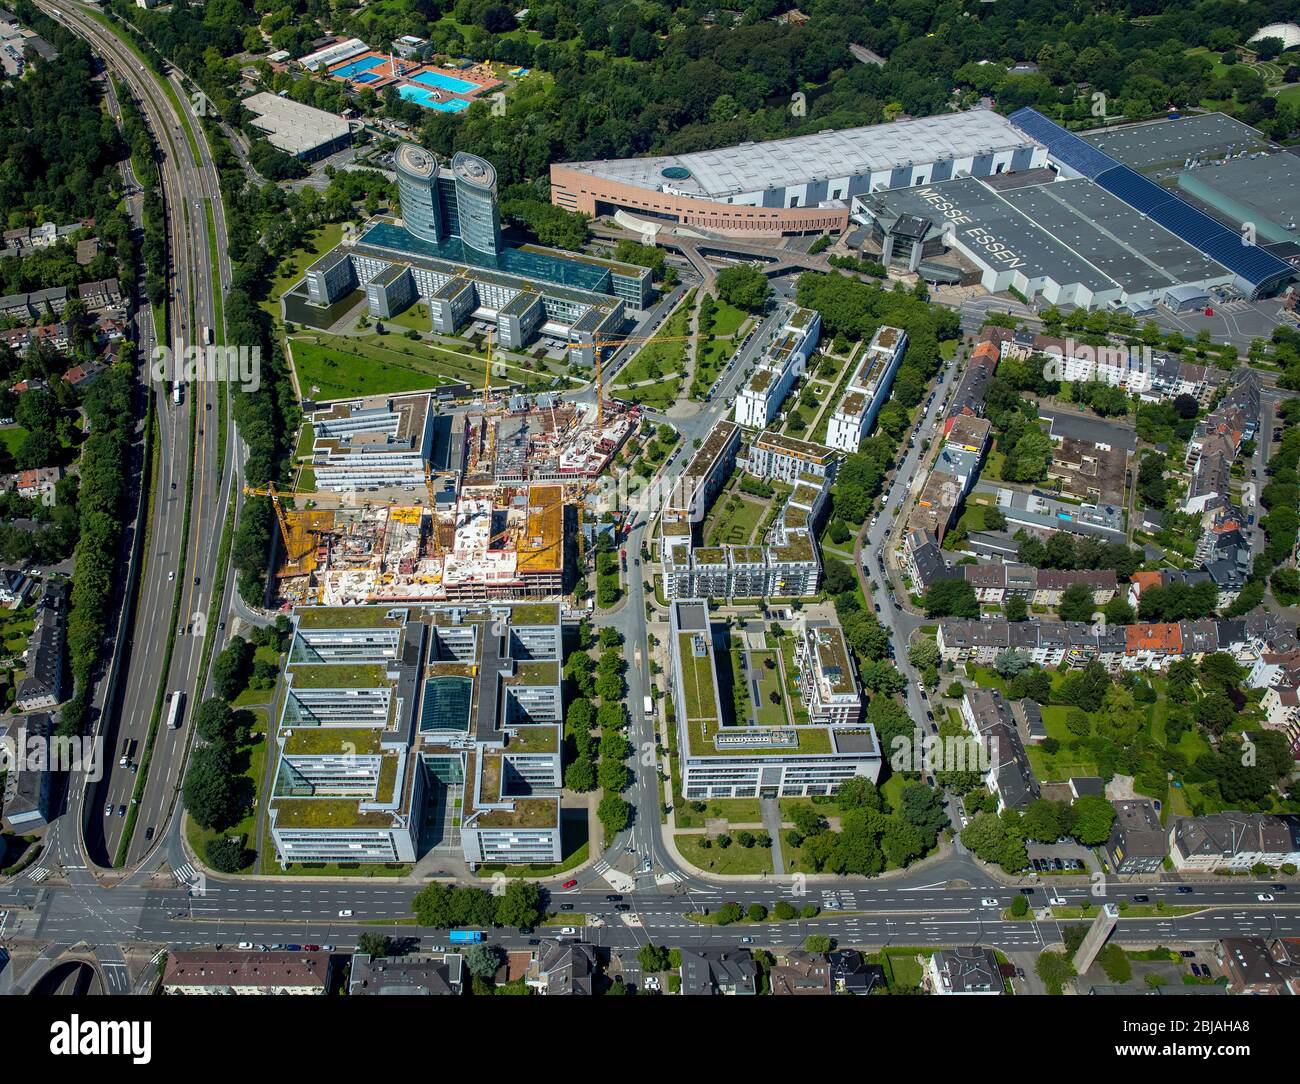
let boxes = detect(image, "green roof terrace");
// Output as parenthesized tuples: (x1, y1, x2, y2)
(282, 727, 383, 757)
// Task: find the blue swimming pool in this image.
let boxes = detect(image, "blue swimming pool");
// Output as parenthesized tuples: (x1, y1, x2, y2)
(398, 84, 470, 111)
(352, 72, 379, 84)
(408, 69, 479, 94)
(331, 55, 384, 80)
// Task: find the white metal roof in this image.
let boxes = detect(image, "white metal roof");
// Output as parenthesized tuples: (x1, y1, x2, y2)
(243, 91, 351, 156)
(560, 110, 1039, 200)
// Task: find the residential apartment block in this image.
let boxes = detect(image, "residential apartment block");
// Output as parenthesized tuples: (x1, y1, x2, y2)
(661, 423, 831, 601)
(1105, 798, 1167, 874)
(1169, 812, 1300, 872)
(668, 601, 880, 800)
(733, 305, 820, 429)
(161, 951, 333, 995)
(825, 325, 906, 453)
(960, 688, 1039, 812)
(935, 614, 1289, 673)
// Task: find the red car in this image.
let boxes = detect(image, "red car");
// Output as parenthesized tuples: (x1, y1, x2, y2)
(303, 945, 321, 952)
(561, 879, 578, 889)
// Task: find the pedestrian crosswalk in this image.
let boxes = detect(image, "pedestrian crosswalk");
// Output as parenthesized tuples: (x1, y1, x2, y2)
(25, 866, 49, 882)
(173, 862, 198, 887)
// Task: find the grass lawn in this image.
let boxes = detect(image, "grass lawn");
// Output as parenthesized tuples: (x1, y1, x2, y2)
(264, 223, 343, 319)
(777, 637, 810, 724)
(293, 422, 315, 460)
(1274, 84, 1300, 108)
(614, 289, 693, 403)
(0, 605, 34, 659)
(290, 337, 452, 399)
(750, 650, 788, 727)
(705, 495, 765, 546)
(186, 708, 269, 873)
(875, 949, 927, 989)
(232, 645, 282, 708)
(0, 426, 28, 458)
(387, 302, 432, 332)
(674, 797, 763, 829)
(675, 833, 774, 874)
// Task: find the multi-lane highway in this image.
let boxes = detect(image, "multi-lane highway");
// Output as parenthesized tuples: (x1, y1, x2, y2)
(34, 1, 240, 871)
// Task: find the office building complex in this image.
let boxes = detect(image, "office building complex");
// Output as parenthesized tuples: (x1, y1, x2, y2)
(309, 394, 434, 491)
(268, 604, 565, 868)
(669, 601, 879, 799)
(297, 144, 653, 366)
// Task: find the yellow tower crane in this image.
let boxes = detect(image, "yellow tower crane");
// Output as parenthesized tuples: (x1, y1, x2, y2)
(573, 331, 711, 424)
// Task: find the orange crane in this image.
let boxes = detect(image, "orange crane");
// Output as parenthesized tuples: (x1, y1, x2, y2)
(242, 482, 344, 575)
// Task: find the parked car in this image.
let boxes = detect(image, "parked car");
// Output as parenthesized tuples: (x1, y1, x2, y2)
(238, 942, 254, 950)
(1179, 950, 1196, 958)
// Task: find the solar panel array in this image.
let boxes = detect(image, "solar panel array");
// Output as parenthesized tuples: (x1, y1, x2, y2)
(1007, 108, 1116, 179)
(1008, 108, 1294, 290)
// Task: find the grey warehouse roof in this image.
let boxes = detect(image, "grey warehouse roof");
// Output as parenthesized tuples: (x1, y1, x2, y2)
(243, 91, 351, 157)
(866, 173, 1232, 297)
(1083, 113, 1270, 174)
(560, 110, 1039, 200)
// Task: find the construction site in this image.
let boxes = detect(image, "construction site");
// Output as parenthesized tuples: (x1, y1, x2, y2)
(260, 395, 637, 607)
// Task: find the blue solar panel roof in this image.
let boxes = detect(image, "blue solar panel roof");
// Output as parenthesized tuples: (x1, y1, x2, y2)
(1008, 108, 1294, 289)
(1008, 108, 1117, 179)
(1094, 165, 1293, 285)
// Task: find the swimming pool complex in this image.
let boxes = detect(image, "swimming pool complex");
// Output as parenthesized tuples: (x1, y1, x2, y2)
(407, 69, 480, 95)
(331, 55, 385, 80)
(398, 84, 471, 111)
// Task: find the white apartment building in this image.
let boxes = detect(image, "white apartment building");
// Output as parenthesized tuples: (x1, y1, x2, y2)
(825, 325, 907, 452)
(734, 305, 821, 429)
(669, 601, 880, 800)
(795, 623, 864, 726)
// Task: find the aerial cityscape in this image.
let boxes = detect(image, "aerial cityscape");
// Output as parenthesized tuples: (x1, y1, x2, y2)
(1, 0, 1300, 1047)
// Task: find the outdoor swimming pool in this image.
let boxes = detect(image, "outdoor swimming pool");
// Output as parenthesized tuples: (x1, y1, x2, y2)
(331, 55, 385, 80)
(398, 84, 470, 111)
(407, 69, 480, 95)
